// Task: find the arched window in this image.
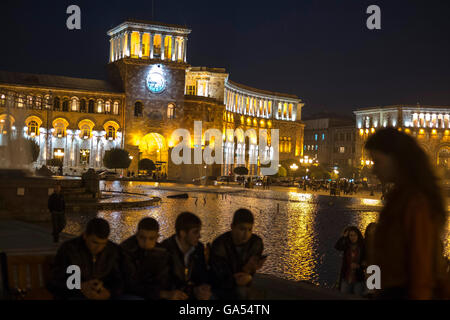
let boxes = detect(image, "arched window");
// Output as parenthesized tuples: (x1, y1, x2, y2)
(167, 103, 175, 119)
(134, 101, 143, 117)
(81, 124, 91, 139)
(97, 100, 103, 113)
(28, 121, 39, 136)
(62, 99, 69, 112)
(107, 126, 116, 140)
(80, 99, 86, 112)
(55, 122, 66, 138)
(88, 99, 95, 113)
(53, 97, 60, 110)
(105, 101, 111, 114)
(113, 101, 119, 115)
(71, 98, 79, 112)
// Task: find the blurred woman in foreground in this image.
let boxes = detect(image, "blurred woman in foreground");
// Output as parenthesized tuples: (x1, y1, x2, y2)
(364, 128, 449, 299)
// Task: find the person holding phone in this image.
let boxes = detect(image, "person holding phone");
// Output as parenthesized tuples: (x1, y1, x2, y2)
(209, 208, 266, 300)
(47, 218, 124, 300)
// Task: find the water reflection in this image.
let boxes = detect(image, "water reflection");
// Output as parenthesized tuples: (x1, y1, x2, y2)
(62, 181, 450, 288)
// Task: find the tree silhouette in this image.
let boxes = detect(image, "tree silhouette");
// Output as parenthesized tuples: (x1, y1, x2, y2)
(103, 148, 131, 171)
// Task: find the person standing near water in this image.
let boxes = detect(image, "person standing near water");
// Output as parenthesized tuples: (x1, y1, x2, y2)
(48, 183, 66, 243)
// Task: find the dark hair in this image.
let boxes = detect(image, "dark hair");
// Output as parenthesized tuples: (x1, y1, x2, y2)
(365, 222, 377, 238)
(137, 217, 159, 232)
(345, 226, 365, 247)
(232, 208, 254, 226)
(364, 128, 446, 230)
(175, 212, 201, 235)
(85, 218, 110, 239)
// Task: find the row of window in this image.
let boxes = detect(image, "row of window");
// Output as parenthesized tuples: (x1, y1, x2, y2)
(0, 94, 121, 115)
(280, 137, 292, 153)
(1, 119, 118, 140)
(304, 144, 356, 154)
(134, 102, 176, 120)
(334, 132, 354, 141)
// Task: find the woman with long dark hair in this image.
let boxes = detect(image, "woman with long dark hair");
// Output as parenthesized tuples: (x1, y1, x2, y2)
(335, 226, 366, 296)
(364, 127, 449, 299)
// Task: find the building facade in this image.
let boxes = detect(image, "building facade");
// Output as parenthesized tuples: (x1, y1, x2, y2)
(302, 117, 356, 169)
(354, 104, 450, 176)
(0, 19, 305, 180)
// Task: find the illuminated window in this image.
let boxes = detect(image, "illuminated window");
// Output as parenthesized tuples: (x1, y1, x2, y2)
(44, 95, 51, 109)
(71, 98, 78, 112)
(164, 35, 172, 60)
(28, 121, 39, 136)
(167, 103, 175, 119)
(35, 96, 42, 109)
(97, 100, 103, 113)
(113, 101, 119, 115)
(134, 101, 143, 117)
(315, 134, 318, 141)
(17, 95, 24, 108)
(81, 124, 91, 139)
(153, 34, 161, 57)
(80, 149, 90, 165)
(105, 101, 111, 114)
(0, 94, 5, 106)
(322, 133, 325, 140)
(107, 126, 116, 140)
(186, 85, 196, 95)
(27, 96, 33, 108)
(55, 123, 65, 138)
(339, 146, 345, 153)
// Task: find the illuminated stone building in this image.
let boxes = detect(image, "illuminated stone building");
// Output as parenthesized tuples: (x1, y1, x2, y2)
(354, 104, 450, 177)
(0, 19, 305, 180)
(0, 73, 124, 172)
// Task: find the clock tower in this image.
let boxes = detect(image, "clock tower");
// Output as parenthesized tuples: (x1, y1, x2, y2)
(106, 19, 191, 174)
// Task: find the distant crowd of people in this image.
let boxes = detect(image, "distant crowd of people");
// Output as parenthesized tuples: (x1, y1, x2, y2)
(46, 209, 266, 300)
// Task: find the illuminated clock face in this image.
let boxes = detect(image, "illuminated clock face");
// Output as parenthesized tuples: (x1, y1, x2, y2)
(146, 71, 166, 93)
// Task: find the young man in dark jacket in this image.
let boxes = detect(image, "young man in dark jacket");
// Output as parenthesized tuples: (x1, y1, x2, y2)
(120, 217, 185, 300)
(160, 212, 211, 300)
(209, 208, 266, 300)
(48, 184, 66, 243)
(47, 218, 124, 300)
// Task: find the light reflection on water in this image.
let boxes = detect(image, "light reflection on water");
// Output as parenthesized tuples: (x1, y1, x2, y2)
(63, 181, 450, 288)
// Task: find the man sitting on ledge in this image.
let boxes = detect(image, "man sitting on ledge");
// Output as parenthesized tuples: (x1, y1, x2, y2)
(120, 217, 184, 300)
(209, 208, 266, 299)
(47, 218, 124, 300)
(160, 212, 211, 300)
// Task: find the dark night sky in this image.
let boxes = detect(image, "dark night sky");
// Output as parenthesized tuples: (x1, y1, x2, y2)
(0, 0, 449, 117)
